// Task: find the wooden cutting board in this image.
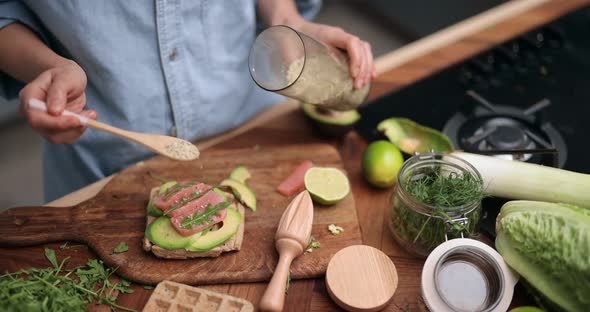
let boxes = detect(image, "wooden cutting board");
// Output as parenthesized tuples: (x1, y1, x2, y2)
(0, 143, 362, 285)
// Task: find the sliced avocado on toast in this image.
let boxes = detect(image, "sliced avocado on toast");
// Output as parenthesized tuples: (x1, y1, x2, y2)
(147, 181, 178, 217)
(220, 179, 256, 212)
(229, 166, 251, 184)
(144, 166, 253, 257)
(146, 207, 241, 252)
(186, 207, 242, 251)
(145, 216, 195, 250)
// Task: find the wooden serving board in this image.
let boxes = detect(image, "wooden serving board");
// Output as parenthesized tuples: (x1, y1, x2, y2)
(0, 143, 362, 285)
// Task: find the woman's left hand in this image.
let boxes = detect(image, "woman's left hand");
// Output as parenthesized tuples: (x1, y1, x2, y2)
(296, 21, 375, 89)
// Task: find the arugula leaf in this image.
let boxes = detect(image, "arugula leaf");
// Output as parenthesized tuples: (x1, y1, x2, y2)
(44, 247, 58, 268)
(112, 241, 128, 254)
(162, 182, 195, 200)
(180, 201, 232, 229)
(285, 270, 291, 294)
(163, 186, 219, 216)
(143, 285, 154, 290)
(1, 252, 136, 311)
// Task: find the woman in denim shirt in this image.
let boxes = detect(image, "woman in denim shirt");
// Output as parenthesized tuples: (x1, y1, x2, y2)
(0, 0, 374, 201)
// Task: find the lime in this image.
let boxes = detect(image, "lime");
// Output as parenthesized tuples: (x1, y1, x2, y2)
(362, 140, 404, 188)
(304, 167, 350, 205)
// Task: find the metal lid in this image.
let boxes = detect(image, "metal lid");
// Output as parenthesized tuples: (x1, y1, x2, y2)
(421, 238, 519, 312)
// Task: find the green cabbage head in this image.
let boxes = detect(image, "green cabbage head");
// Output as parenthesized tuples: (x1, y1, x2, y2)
(496, 201, 590, 312)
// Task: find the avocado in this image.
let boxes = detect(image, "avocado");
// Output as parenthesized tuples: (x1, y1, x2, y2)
(229, 166, 251, 184)
(301, 103, 360, 137)
(213, 187, 228, 200)
(146, 181, 178, 217)
(159, 181, 179, 194)
(377, 118, 453, 154)
(220, 179, 257, 212)
(146, 198, 162, 217)
(146, 216, 196, 250)
(186, 207, 241, 251)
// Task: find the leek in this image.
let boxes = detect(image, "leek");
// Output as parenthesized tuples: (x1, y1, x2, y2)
(449, 152, 590, 208)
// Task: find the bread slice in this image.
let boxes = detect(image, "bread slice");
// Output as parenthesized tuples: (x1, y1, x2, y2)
(143, 187, 245, 259)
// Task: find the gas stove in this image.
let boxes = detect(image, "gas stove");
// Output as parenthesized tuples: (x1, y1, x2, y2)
(443, 90, 565, 167)
(357, 5, 590, 237)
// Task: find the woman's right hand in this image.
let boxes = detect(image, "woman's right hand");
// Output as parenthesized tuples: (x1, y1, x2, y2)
(18, 60, 97, 144)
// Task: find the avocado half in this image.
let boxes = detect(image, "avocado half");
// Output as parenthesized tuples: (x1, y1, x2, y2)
(301, 103, 360, 138)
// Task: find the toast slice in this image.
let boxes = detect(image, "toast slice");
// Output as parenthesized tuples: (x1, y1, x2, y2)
(143, 187, 245, 259)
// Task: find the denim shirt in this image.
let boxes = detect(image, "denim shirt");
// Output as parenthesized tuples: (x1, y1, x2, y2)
(0, 0, 320, 201)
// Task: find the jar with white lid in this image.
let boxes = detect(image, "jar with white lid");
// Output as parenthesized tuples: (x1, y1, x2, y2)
(388, 153, 483, 258)
(388, 153, 520, 311)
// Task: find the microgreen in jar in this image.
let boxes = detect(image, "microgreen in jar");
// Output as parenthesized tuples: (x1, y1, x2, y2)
(389, 153, 484, 258)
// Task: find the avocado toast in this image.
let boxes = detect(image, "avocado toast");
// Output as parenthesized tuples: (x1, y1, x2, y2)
(143, 167, 256, 259)
(143, 186, 245, 259)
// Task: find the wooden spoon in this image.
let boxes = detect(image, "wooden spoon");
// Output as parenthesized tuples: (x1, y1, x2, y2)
(28, 99, 199, 161)
(259, 191, 314, 312)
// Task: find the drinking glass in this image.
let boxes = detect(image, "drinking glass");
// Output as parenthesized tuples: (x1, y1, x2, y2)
(249, 25, 370, 111)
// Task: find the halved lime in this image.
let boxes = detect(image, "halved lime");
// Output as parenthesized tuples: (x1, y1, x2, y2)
(304, 167, 350, 205)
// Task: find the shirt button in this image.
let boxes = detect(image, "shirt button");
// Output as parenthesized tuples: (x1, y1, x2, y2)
(169, 48, 177, 61)
(170, 126, 177, 137)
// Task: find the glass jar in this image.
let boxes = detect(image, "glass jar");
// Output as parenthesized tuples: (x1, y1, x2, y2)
(249, 25, 370, 111)
(388, 153, 483, 258)
(421, 238, 519, 312)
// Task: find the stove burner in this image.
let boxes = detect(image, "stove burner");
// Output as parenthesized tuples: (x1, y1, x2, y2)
(443, 91, 567, 167)
(486, 125, 529, 149)
(474, 119, 537, 161)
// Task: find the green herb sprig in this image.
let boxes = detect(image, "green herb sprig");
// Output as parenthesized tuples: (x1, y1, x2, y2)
(112, 241, 128, 254)
(162, 182, 195, 200)
(163, 186, 221, 216)
(180, 201, 232, 229)
(304, 236, 321, 254)
(285, 271, 291, 294)
(391, 167, 483, 255)
(405, 170, 483, 208)
(0, 248, 135, 312)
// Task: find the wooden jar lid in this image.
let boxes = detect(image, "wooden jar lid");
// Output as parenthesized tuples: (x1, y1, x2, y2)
(325, 245, 398, 312)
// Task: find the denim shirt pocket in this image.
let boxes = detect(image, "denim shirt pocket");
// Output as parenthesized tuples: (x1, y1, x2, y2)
(202, 0, 255, 70)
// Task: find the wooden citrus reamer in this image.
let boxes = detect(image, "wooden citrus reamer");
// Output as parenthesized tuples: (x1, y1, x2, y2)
(259, 191, 314, 312)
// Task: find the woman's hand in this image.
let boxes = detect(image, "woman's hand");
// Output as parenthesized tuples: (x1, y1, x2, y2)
(296, 21, 375, 89)
(19, 60, 96, 144)
(255, 1, 375, 89)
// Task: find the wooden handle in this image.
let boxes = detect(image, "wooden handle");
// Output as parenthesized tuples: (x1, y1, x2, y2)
(259, 239, 304, 312)
(259, 252, 295, 312)
(0, 206, 79, 247)
(86, 119, 145, 144)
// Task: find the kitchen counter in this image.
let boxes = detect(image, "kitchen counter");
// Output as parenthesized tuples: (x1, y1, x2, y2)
(1, 0, 587, 310)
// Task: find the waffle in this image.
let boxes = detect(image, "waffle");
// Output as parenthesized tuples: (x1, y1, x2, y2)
(142, 280, 254, 312)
